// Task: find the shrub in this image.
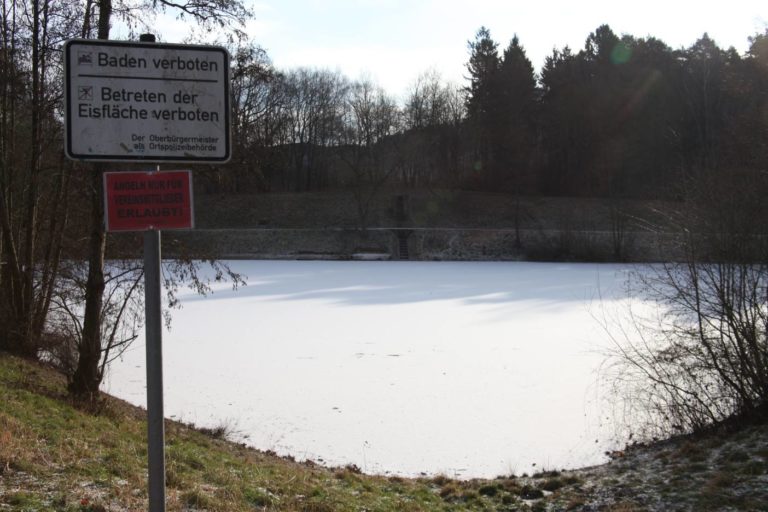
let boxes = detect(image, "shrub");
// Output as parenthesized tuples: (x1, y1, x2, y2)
(607, 170, 768, 439)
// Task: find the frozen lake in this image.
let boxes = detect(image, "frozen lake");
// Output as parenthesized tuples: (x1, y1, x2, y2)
(104, 260, 636, 479)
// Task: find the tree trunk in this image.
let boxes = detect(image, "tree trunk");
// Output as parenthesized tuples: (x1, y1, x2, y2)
(20, 0, 43, 356)
(69, 0, 110, 397)
(0, 0, 44, 357)
(69, 167, 106, 396)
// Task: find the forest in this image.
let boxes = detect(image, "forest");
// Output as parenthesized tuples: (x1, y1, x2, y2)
(209, 24, 768, 202)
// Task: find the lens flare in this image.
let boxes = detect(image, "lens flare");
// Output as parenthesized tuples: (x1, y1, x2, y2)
(611, 43, 632, 65)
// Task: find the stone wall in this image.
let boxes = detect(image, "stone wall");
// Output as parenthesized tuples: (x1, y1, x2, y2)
(173, 191, 684, 261)
(163, 227, 681, 262)
(415, 228, 677, 262)
(171, 229, 396, 260)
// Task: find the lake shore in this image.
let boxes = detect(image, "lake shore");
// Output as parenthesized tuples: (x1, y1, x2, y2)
(2, 352, 767, 511)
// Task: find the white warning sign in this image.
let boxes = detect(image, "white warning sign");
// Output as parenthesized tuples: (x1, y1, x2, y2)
(64, 40, 231, 163)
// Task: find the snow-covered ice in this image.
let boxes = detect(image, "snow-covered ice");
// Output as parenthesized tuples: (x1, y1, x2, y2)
(103, 260, 636, 478)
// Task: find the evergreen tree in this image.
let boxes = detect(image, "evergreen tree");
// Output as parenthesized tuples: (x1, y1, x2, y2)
(465, 26, 499, 185)
(741, 32, 768, 168)
(539, 45, 590, 194)
(581, 24, 623, 195)
(584, 24, 620, 64)
(540, 25, 681, 197)
(466, 26, 500, 120)
(492, 36, 538, 192)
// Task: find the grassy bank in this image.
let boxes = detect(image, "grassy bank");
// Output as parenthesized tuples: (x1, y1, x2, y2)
(0, 352, 580, 511)
(1, 352, 767, 511)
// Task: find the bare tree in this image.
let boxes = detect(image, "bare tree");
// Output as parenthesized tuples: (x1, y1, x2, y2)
(211, 42, 278, 193)
(607, 169, 768, 438)
(338, 77, 402, 229)
(401, 70, 466, 188)
(45, 260, 145, 380)
(0, 0, 81, 357)
(47, 257, 244, 388)
(404, 69, 455, 130)
(277, 68, 348, 191)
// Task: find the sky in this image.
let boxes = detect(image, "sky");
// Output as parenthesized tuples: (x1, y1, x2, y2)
(152, 0, 767, 99)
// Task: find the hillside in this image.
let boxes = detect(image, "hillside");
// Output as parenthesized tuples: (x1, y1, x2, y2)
(192, 190, 674, 232)
(1, 352, 767, 511)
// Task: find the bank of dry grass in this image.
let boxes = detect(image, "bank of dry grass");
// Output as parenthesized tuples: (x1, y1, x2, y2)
(1, 352, 766, 511)
(0, 353, 578, 511)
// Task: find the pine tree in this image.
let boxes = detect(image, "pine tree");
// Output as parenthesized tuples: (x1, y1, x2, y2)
(466, 27, 500, 121)
(493, 35, 537, 191)
(465, 27, 499, 184)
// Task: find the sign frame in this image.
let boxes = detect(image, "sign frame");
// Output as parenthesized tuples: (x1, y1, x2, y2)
(64, 39, 231, 163)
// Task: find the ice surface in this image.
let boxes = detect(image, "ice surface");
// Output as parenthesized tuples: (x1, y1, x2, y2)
(103, 260, 637, 478)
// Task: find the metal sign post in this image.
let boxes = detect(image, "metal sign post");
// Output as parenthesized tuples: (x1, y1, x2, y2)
(102, 164, 196, 511)
(144, 222, 165, 511)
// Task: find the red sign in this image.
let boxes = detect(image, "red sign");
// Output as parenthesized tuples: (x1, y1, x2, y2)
(104, 171, 194, 231)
